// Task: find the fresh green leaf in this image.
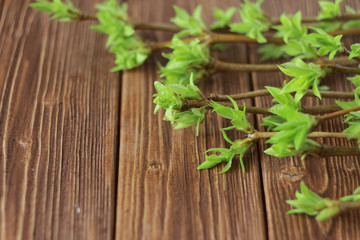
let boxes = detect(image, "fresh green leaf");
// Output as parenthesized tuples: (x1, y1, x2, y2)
(30, 0, 82, 21)
(210, 97, 253, 133)
(91, 0, 150, 70)
(211, 7, 236, 29)
(273, 11, 307, 43)
(160, 37, 210, 85)
(171, 5, 207, 37)
(304, 28, 344, 60)
(349, 43, 360, 59)
(230, 0, 271, 43)
(317, 0, 344, 20)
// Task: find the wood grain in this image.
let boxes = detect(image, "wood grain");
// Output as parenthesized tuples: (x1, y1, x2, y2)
(3, 0, 360, 239)
(249, 0, 360, 239)
(115, 0, 266, 239)
(0, 0, 119, 239)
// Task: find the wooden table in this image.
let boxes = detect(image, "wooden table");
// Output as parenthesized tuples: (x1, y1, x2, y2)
(1, 0, 360, 239)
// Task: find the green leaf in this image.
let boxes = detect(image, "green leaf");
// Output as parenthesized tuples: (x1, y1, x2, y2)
(316, 207, 341, 221)
(336, 95, 360, 147)
(266, 106, 318, 154)
(153, 81, 183, 114)
(273, 11, 307, 43)
(280, 58, 327, 100)
(229, 0, 271, 43)
(171, 5, 207, 37)
(30, 0, 82, 21)
(210, 7, 236, 29)
(314, 21, 342, 32)
(91, 0, 150, 70)
(210, 97, 253, 133)
(304, 28, 344, 60)
(349, 43, 360, 59)
(257, 44, 288, 61)
(160, 37, 210, 85)
(317, 0, 344, 20)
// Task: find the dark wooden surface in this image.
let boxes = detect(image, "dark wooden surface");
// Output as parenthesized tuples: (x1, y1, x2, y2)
(0, 0, 359, 239)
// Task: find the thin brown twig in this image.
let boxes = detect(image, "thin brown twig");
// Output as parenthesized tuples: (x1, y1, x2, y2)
(318, 105, 360, 124)
(209, 89, 358, 101)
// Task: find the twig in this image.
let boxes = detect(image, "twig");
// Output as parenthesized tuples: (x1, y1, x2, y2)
(248, 131, 352, 139)
(182, 99, 342, 115)
(209, 89, 358, 101)
(318, 105, 360, 124)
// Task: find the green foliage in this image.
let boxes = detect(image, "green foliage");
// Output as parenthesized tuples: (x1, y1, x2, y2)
(91, 0, 150, 71)
(211, 7, 236, 29)
(273, 11, 307, 43)
(153, 76, 206, 135)
(342, 7, 360, 29)
(336, 92, 360, 148)
(281, 39, 317, 59)
(160, 37, 210, 85)
(287, 181, 341, 221)
(171, 6, 207, 38)
(279, 58, 327, 100)
(153, 81, 183, 115)
(349, 43, 360, 59)
(173, 108, 207, 135)
(347, 75, 360, 91)
(198, 97, 254, 172)
(230, 0, 271, 43)
(199, 137, 253, 173)
(261, 86, 301, 131)
(210, 97, 253, 134)
(257, 44, 288, 61)
(340, 187, 360, 202)
(30, 0, 81, 21)
(317, 0, 343, 20)
(315, 21, 342, 32)
(304, 28, 344, 60)
(265, 106, 318, 157)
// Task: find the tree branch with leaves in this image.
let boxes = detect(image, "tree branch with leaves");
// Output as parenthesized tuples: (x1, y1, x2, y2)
(30, 0, 360, 222)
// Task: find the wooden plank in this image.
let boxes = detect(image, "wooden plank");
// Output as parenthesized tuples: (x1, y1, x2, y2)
(249, 0, 360, 239)
(0, 0, 119, 239)
(116, 0, 267, 239)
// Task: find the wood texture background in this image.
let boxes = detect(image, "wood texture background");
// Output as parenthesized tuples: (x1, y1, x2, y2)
(0, 0, 359, 239)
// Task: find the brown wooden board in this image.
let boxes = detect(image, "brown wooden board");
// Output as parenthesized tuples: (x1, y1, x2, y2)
(115, 0, 267, 239)
(2, 0, 360, 239)
(249, 0, 360, 239)
(0, 0, 119, 239)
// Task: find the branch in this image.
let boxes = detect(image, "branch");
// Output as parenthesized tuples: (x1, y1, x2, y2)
(248, 131, 352, 139)
(210, 59, 280, 73)
(271, 14, 360, 25)
(339, 201, 360, 213)
(318, 105, 360, 124)
(182, 99, 342, 115)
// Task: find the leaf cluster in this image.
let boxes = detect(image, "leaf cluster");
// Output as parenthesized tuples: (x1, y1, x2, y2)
(199, 137, 253, 173)
(304, 28, 343, 60)
(230, 0, 271, 43)
(336, 83, 360, 147)
(91, 0, 150, 71)
(30, 0, 81, 21)
(265, 106, 318, 158)
(153, 77, 206, 135)
(160, 37, 210, 85)
(273, 12, 307, 43)
(171, 6, 208, 38)
(287, 181, 341, 221)
(211, 7, 236, 29)
(279, 58, 327, 100)
(198, 97, 254, 172)
(210, 97, 253, 134)
(317, 0, 343, 20)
